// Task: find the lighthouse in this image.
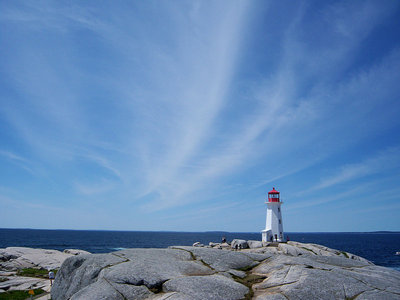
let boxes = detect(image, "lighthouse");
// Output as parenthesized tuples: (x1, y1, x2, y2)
(262, 187, 285, 243)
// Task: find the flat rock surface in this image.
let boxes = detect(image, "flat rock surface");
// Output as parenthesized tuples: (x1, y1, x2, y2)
(0, 247, 90, 271)
(46, 242, 400, 300)
(170, 246, 259, 271)
(102, 249, 214, 289)
(163, 274, 249, 300)
(0, 275, 51, 292)
(252, 253, 400, 300)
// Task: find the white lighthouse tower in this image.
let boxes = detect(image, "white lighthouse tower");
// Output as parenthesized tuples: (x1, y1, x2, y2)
(262, 187, 285, 242)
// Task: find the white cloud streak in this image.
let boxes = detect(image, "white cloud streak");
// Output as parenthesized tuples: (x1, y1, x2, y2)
(1, 0, 399, 223)
(313, 147, 400, 191)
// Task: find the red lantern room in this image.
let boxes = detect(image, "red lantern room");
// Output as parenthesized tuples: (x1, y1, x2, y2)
(268, 187, 280, 202)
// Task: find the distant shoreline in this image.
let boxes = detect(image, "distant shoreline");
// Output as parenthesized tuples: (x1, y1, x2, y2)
(1, 228, 399, 233)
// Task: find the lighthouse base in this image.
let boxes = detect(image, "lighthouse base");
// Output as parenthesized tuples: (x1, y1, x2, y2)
(262, 229, 272, 242)
(262, 229, 286, 243)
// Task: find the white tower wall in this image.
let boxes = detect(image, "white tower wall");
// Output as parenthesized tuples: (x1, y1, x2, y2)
(262, 202, 285, 242)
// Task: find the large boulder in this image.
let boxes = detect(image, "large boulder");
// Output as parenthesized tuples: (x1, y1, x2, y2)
(247, 240, 263, 249)
(231, 239, 249, 249)
(63, 249, 91, 256)
(51, 253, 126, 300)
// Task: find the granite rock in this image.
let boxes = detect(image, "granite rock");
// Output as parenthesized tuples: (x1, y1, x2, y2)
(0, 247, 83, 271)
(252, 253, 400, 300)
(163, 274, 249, 300)
(231, 239, 249, 249)
(49, 242, 400, 300)
(170, 246, 258, 271)
(51, 253, 126, 300)
(248, 240, 264, 249)
(0, 275, 50, 292)
(63, 249, 91, 256)
(102, 249, 213, 289)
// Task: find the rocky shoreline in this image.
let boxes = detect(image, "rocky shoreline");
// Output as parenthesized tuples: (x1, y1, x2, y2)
(0, 247, 89, 295)
(1, 241, 400, 299)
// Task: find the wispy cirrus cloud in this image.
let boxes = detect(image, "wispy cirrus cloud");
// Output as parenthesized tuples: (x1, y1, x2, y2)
(312, 147, 400, 191)
(1, 1, 400, 231)
(0, 150, 34, 174)
(137, 0, 400, 210)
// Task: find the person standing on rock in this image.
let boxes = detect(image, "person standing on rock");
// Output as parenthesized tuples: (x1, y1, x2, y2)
(222, 236, 226, 243)
(49, 271, 55, 286)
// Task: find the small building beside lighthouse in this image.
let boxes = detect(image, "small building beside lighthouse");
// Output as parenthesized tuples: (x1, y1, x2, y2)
(262, 187, 286, 242)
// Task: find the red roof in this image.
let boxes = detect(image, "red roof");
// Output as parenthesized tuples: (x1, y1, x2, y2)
(268, 187, 279, 194)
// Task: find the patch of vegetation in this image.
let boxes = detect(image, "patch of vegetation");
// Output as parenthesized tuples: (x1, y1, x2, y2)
(199, 259, 215, 270)
(300, 247, 317, 255)
(341, 251, 349, 259)
(148, 282, 164, 294)
(16, 268, 57, 279)
(0, 277, 9, 282)
(237, 265, 255, 272)
(233, 274, 267, 300)
(173, 247, 196, 261)
(0, 288, 44, 300)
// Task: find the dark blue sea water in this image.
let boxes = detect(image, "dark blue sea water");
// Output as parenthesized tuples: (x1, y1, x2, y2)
(1, 229, 399, 271)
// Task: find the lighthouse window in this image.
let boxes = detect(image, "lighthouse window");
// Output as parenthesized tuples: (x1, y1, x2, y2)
(278, 207, 280, 212)
(279, 219, 281, 224)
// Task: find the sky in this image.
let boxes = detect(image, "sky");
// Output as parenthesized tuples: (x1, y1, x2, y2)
(1, 0, 400, 232)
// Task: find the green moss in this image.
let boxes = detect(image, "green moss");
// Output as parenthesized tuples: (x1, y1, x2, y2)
(237, 265, 255, 272)
(300, 247, 317, 255)
(16, 268, 57, 279)
(233, 274, 267, 300)
(341, 251, 349, 258)
(199, 259, 215, 270)
(0, 288, 45, 300)
(0, 277, 9, 282)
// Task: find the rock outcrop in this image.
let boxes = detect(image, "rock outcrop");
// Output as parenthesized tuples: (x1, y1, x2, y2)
(0, 247, 90, 294)
(51, 242, 400, 299)
(0, 272, 51, 293)
(231, 239, 249, 249)
(51, 247, 263, 300)
(247, 240, 263, 249)
(0, 247, 90, 271)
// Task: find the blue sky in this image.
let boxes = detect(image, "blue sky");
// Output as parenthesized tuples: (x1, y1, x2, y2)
(1, 0, 400, 232)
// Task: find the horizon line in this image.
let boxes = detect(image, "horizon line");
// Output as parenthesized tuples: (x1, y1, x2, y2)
(0, 227, 399, 234)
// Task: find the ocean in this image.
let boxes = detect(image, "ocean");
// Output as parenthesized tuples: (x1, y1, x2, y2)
(0, 229, 399, 272)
